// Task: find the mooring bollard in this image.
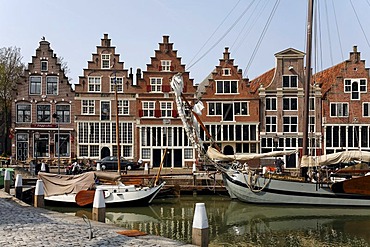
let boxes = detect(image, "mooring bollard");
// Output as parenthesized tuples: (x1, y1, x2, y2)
(96, 163, 101, 171)
(41, 162, 46, 172)
(34, 179, 44, 208)
(92, 188, 105, 223)
(192, 202, 209, 247)
(144, 163, 149, 175)
(15, 174, 23, 200)
(4, 169, 11, 194)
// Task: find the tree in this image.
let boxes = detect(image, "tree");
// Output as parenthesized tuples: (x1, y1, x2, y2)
(57, 56, 72, 83)
(0, 47, 24, 155)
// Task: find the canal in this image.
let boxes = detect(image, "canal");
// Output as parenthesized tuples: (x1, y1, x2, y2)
(48, 195, 370, 246)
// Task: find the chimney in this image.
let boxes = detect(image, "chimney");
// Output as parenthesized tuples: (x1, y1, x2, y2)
(129, 68, 134, 85)
(353, 45, 357, 53)
(223, 47, 230, 60)
(102, 33, 111, 47)
(353, 45, 359, 62)
(163, 35, 169, 44)
(136, 68, 142, 84)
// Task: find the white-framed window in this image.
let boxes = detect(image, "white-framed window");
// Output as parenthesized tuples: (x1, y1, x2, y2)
(234, 102, 248, 115)
(344, 78, 367, 100)
(150, 78, 162, 92)
(82, 100, 95, 115)
(161, 102, 172, 117)
(266, 116, 277, 132)
(222, 68, 231, 76)
(56, 105, 70, 123)
(266, 97, 277, 111)
(309, 116, 315, 132)
(330, 103, 349, 117)
(37, 105, 51, 123)
(110, 77, 123, 92)
(142, 101, 155, 117)
(100, 101, 110, 120)
(41, 61, 48, 71)
(88, 77, 101, 92)
(30, 76, 42, 95)
(283, 97, 298, 110)
(118, 100, 129, 115)
(46, 76, 58, 95)
(184, 148, 193, 159)
(142, 148, 150, 159)
(55, 134, 70, 157)
(363, 102, 370, 117)
(101, 54, 110, 69)
(208, 102, 222, 115)
(216, 80, 238, 94)
(160, 60, 171, 71)
(309, 97, 315, 111)
(283, 116, 298, 132)
(282, 75, 298, 88)
(16, 104, 31, 123)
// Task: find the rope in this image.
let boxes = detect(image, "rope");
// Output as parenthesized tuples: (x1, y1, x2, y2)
(350, 0, 370, 50)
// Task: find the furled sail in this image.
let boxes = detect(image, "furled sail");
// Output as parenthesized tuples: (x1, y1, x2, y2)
(301, 151, 370, 167)
(207, 146, 298, 162)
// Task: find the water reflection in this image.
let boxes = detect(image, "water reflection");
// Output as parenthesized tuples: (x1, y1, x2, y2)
(48, 195, 370, 246)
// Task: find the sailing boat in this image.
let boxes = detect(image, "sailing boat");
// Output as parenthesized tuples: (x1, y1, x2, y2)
(171, 0, 370, 206)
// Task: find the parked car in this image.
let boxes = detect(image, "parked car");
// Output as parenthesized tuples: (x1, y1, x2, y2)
(95, 156, 140, 170)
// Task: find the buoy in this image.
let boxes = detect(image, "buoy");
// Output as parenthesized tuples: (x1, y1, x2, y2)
(92, 188, 105, 223)
(192, 203, 209, 247)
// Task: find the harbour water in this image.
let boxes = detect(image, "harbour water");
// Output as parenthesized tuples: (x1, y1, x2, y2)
(48, 195, 370, 246)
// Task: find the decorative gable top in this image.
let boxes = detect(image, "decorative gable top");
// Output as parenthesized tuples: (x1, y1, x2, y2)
(274, 48, 305, 58)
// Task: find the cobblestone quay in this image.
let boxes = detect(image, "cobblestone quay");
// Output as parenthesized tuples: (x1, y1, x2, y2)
(0, 191, 195, 247)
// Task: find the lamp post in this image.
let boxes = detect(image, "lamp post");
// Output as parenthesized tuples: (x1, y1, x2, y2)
(34, 132, 40, 166)
(52, 113, 60, 174)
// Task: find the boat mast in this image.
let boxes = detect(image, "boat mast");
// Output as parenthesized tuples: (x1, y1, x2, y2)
(302, 0, 314, 158)
(114, 71, 121, 174)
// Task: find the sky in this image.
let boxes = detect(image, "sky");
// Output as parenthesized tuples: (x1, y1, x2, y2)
(2, 0, 370, 85)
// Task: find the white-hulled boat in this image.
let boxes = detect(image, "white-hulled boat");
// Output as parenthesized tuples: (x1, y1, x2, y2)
(38, 171, 165, 207)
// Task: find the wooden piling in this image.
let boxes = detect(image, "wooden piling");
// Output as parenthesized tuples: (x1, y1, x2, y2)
(15, 174, 22, 200)
(34, 179, 44, 208)
(92, 188, 105, 223)
(4, 170, 11, 194)
(192, 202, 209, 247)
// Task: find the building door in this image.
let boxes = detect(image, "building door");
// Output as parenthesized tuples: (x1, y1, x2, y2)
(16, 134, 28, 161)
(152, 149, 162, 167)
(164, 149, 172, 168)
(286, 152, 296, 168)
(101, 147, 110, 159)
(173, 149, 182, 167)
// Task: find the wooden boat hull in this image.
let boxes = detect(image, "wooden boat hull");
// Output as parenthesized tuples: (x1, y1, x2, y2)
(222, 171, 370, 206)
(44, 182, 166, 207)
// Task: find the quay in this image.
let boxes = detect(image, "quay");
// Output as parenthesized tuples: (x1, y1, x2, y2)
(0, 190, 195, 246)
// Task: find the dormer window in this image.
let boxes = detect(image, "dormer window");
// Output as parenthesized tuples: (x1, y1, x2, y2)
(222, 68, 231, 76)
(160, 60, 171, 71)
(41, 61, 48, 71)
(101, 54, 110, 69)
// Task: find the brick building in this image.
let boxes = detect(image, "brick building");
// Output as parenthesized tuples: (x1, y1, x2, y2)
(11, 39, 75, 166)
(74, 34, 136, 162)
(315, 46, 370, 154)
(252, 48, 321, 168)
(197, 47, 260, 166)
(135, 36, 197, 168)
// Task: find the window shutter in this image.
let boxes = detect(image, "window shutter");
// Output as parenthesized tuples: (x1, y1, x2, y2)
(154, 109, 161, 117)
(139, 110, 143, 117)
(172, 109, 178, 118)
(146, 85, 151, 92)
